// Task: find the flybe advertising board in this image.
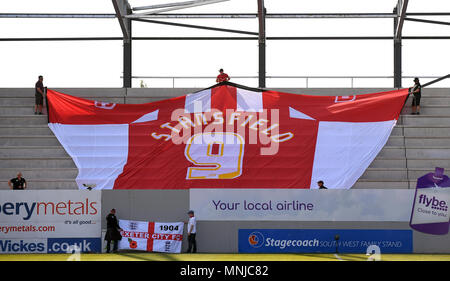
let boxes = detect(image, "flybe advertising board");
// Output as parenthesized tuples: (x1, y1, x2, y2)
(0, 191, 101, 253)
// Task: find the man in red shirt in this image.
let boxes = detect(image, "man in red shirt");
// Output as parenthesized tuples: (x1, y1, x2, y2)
(216, 69, 230, 83)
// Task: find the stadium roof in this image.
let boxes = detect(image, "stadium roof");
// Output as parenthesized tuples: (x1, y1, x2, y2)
(0, 1, 448, 88)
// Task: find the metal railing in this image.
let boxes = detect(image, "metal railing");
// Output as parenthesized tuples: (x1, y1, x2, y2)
(130, 75, 445, 88)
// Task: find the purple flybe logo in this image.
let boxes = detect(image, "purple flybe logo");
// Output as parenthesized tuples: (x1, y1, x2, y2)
(410, 168, 450, 235)
(417, 194, 448, 212)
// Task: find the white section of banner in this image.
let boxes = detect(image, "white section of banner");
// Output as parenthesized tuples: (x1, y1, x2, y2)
(310, 120, 396, 189)
(0, 190, 101, 238)
(289, 107, 315, 120)
(48, 123, 129, 190)
(131, 110, 159, 124)
(185, 89, 212, 113)
(118, 220, 184, 253)
(236, 88, 263, 112)
(190, 189, 415, 222)
(153, 222, 184, 253)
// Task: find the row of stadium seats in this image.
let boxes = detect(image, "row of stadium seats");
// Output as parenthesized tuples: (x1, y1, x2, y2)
(0, 87, 449, 190)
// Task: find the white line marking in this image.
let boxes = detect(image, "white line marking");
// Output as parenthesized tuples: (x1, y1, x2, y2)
(334, 253, 343, 261)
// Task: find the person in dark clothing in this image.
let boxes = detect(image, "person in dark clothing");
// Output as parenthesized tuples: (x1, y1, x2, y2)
(317, 180, 328, 189)
(8, 172, 27, 190)
(35, 75, 44, 115)
(105, 209, 123, 253)
(186, 210, 197, 253)
(411, 77, 422, 115)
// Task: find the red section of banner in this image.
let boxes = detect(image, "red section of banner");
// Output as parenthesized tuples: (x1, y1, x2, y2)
(47, 87, 409, 125)
(146, 222, 155, 252)
(211, 85, 237, 112)
(263, 88, 409, 123)
(47, 89, 184, 125)
(47, 83, 410, 190)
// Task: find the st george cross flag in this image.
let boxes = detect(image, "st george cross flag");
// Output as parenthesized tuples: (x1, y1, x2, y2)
(118, 220, 184, 253)
(47, 82, 409, 189)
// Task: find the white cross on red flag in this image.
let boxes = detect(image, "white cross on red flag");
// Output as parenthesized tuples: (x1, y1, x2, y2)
(118, 220, 184, 253)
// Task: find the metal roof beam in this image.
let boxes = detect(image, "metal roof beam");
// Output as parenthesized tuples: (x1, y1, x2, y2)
(131, 18, 258, 36)
(405, 17, 450, 26)
(2, 12, 449, 19)
(112, 0, 132, 39)
(3, 36, 450, 42)
(0, 13, 115, 18)
(129, 0, 229, 17)
(133, 0, 228, 11)
(395, 0, 409, 40)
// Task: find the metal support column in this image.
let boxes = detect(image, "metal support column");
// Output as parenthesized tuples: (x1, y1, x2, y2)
(123, 5, 132, 88)
(393, 7, 402, 88)
(123, 27, 132, 88)
(257, 0, 266, 88)
(112, 0, 132, 88)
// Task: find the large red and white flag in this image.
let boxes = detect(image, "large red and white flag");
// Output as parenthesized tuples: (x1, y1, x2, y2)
(118, 220, 184, 253)
(47, 82, 409, 189)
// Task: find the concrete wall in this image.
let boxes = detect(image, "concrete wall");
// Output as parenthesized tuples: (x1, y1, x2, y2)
(101, 190, 450, 254)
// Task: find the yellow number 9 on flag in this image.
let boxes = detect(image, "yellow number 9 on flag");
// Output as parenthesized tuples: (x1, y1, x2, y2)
(185, 132, 245, 179)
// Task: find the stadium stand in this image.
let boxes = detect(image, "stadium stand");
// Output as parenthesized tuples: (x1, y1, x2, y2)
(0, 87, 449, 190)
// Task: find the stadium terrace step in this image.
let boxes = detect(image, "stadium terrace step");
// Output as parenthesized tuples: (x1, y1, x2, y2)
(400, 115, 450, 126)
(0, 146, 67, 157)
(386, 136, 405, 146)
(416, 97, 450, 106)
(361, 168, 450, 181)
(0, 115, 48, 125)
(417, 88, 450, 96)
(0, 88, 34, 97)
(407, 168, 450, 179)
(0, 179, 78, 190)
(125, 88, 199, 98)
(406, 147, 450, 159)
(356, 168, 406, 181)
(390, 126, 450, 137)
(0, 125, 53, 136)
(352, 179, 410, 189)
(0, 168, 78, 179)
(402, 126, 450, 137)
(0, 106, 72, 115)
(0, 136, 60, 146)
(390, 126, 400, 136)
(378, 146, 406, 158)
(368, 159, 406, 169)
(0, 158, 76, 168)
(400, 105, 450, 115)
(405, 137, 450, 147)
(406, 159, 450, 169)
(360, 168, 403, 181)
(0, 97, 34, 106)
